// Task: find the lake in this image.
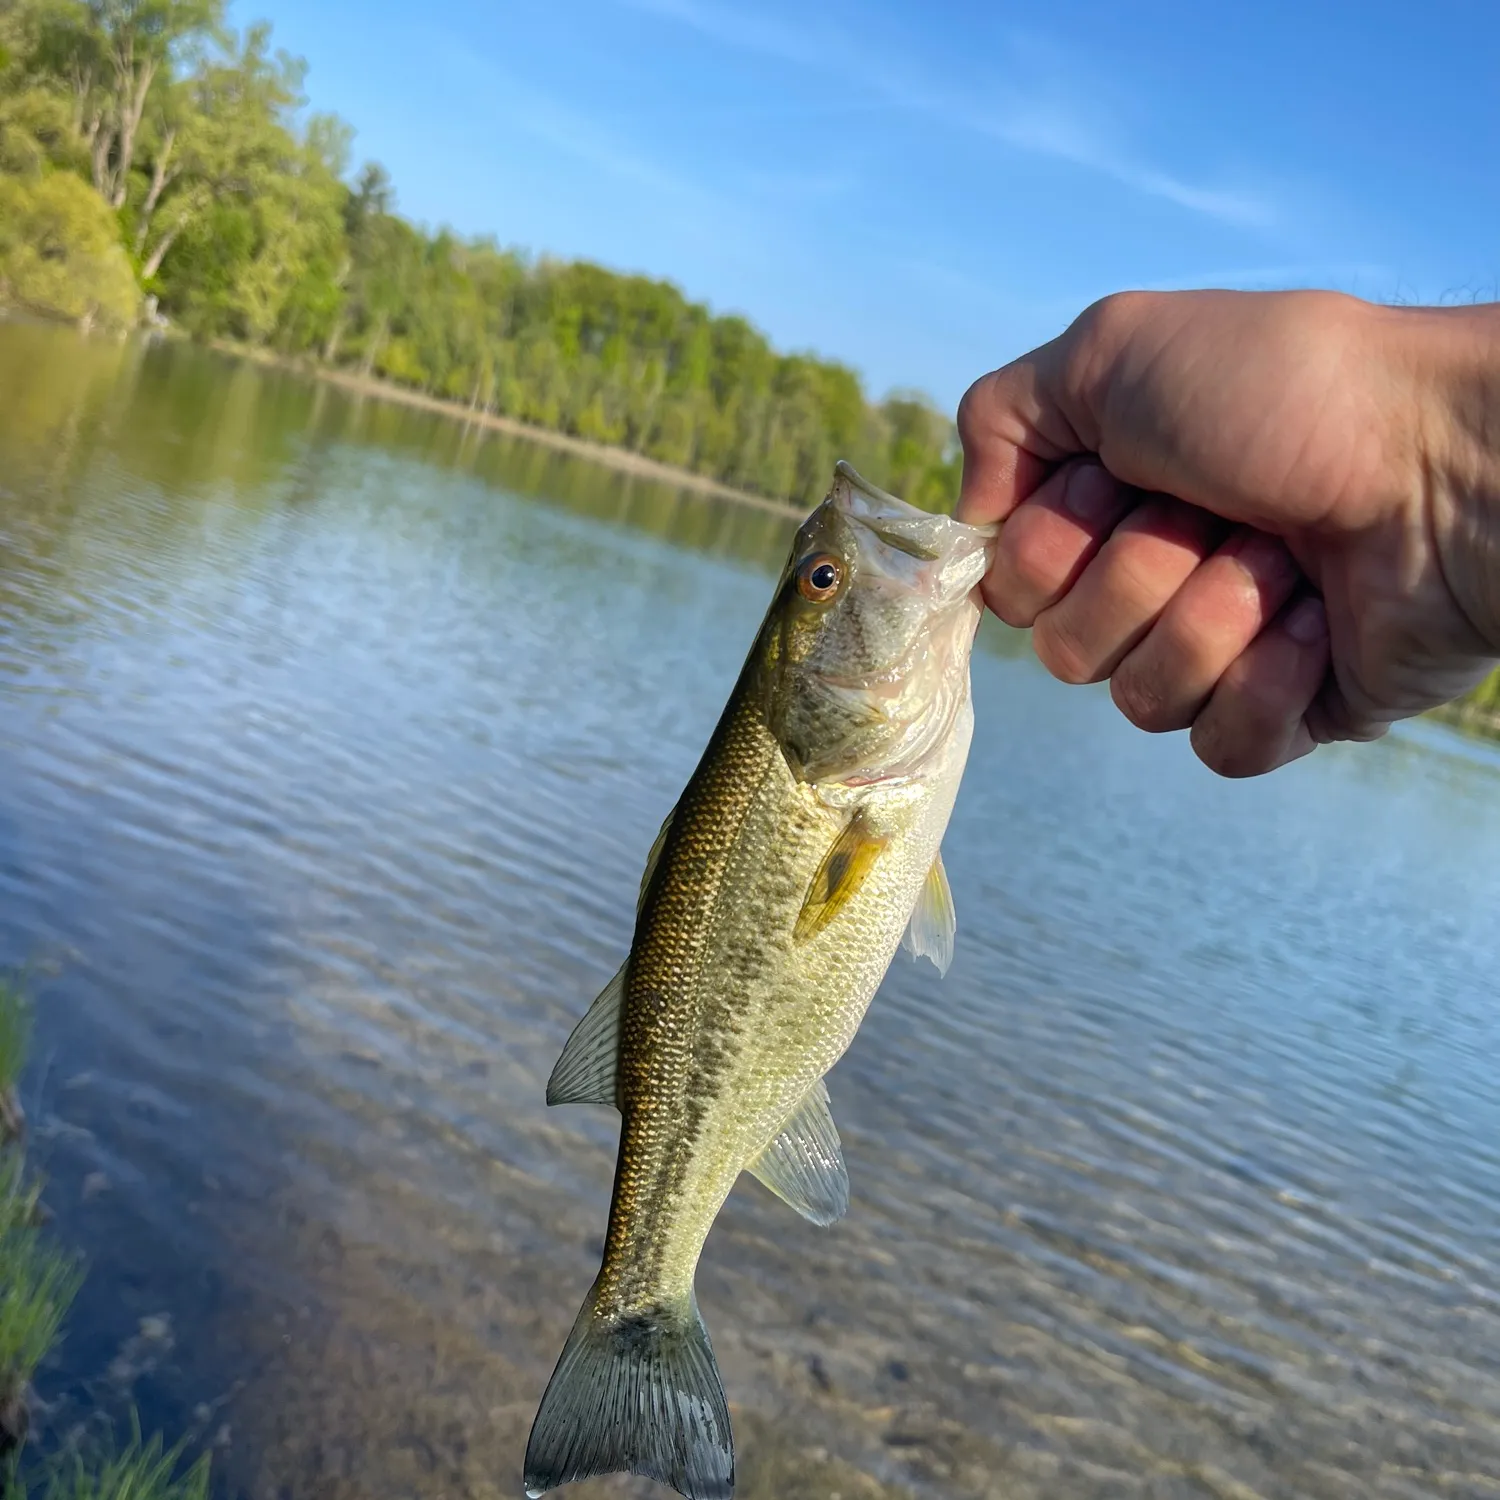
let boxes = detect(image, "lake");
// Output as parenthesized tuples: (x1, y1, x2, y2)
(3, 317, 1500, 1500)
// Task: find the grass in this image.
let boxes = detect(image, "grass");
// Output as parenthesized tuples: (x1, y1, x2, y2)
(0, 1157, 82, 1407)
(3, 1423, 210, 1500)
(0, 982, 30, 1148)
(0, 978, 208, 1500)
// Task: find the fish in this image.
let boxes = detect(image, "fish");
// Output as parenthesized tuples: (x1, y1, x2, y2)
(523, 461, 997, 1500)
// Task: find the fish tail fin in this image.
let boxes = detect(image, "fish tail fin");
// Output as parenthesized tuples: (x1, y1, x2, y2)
(523, 1279, 733, 1500)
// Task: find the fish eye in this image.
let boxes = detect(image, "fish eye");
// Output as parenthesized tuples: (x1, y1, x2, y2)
(796, 553, 843, 602)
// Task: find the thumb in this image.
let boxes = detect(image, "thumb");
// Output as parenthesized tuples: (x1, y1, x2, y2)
(955, 348, 1087, 526)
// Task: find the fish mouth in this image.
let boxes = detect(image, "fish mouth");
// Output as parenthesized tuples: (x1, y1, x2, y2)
(833, 460, 910, 515)
(828, 460, 996, 603)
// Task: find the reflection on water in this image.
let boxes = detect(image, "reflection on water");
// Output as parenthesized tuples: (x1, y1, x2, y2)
(3, 318, 1500, 1499)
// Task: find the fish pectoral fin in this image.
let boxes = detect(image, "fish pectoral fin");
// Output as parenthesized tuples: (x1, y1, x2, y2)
(546, 960, 625, 1107)
(637, 801, 677, 917)
(793, 813, 887, 944)
(901, 849, 956, 977)
(746, 1079, 849, 1226)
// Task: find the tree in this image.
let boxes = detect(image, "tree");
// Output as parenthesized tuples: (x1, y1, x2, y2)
(0, 0, 964, 510)
(0, 168, 137, 328)
(85, 0, 221, 207)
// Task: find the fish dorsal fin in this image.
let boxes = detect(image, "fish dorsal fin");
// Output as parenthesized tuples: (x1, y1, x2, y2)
(638, 802, 676, 917)
(548, 804, 672, 1109)
(794, 812, 887, 943)
(547, 961, 626, 1107)
(746, 1078, 849, 1226)
(901, 849, 956, 977)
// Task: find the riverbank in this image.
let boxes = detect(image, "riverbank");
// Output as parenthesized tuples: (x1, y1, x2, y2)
(0, 979, 208, 1500)
(203, 339, 808, 520)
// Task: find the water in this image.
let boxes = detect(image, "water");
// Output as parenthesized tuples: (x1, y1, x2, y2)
(3, 317, 1500, 1500)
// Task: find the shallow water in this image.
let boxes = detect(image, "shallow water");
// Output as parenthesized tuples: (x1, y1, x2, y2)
(3, 318, 1500, 1500)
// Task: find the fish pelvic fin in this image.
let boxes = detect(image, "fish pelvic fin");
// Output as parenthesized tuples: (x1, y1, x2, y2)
(901, 849, 956, 977)
(524, 1281, 733, 1500)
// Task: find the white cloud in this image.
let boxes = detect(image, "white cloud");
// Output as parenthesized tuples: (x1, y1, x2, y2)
(621, 0, 1278, 230)
(623, 0, 830, 67)
(983, 110, 1273, 229)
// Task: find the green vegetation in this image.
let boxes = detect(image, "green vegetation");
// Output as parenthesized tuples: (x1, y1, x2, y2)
(0, 173, 137, 330)
(0, 1153, 80, 1450)
(1428, 663, 1500, 738)
(5, 1422, 210, 1500)
(0, 980, 73, 1458)
(0, 979, 208, 1500)
(0, 0, 962, 510)
(0, 983, 27, 1148)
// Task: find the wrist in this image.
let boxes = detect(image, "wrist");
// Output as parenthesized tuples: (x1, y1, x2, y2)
(1380, 300, 1500, 656)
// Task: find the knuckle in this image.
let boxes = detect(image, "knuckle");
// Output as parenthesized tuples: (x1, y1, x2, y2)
(1233, 669, 1295, 732)
(1032, 611, 1097, 685)
(1110, 544, 1176, 613)
(993, 598, 1039, 631)
(1110, 667, 1187, 733)
(1001, 514, 1063, 599)
(1074, 290, 1157, 350)
(955, 371, 998, 446)
(1190, 719, 1271, 779)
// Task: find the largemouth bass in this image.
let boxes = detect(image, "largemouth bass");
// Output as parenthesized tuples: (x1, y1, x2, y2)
(524, 462, 996, 1500)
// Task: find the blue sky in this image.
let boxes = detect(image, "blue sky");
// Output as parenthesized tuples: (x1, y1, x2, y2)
(231, 0, 1500, 410)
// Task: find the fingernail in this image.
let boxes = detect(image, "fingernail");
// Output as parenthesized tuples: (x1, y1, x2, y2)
(1062, 463, 1116, 521)
(1283, 597, 1328, 645)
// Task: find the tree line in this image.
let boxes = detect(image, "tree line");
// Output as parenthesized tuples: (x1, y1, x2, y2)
(0, 0, 962, 510)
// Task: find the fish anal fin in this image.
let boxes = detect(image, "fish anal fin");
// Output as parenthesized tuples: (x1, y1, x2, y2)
(547, 961, 625, 1107)
(901, 849, 956, 977)
(747, 1078, 849, 1226)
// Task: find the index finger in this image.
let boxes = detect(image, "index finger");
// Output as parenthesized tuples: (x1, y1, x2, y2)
(954, 345, 1090, 526)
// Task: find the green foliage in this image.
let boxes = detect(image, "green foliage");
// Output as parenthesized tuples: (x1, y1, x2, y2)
(1467, 664, 1500, 712)
(4, 1419, 210, 1500)
(0, 979, 76, 1411)
(0, 1155, 81, 1405)
(0, 0, 962, 508)
(1425, 663, 1500, 738)
(0, 171, 137, 328)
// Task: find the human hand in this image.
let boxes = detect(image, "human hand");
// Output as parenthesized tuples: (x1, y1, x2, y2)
(956, 290, 1500, 776)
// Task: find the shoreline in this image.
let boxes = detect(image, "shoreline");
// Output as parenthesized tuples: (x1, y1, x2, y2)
(33, 316, 1500, 751)
(1428, 699, 1500, 740)
(203, 339, 806, 519)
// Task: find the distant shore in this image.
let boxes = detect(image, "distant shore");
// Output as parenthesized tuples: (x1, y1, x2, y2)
(1427, 697, 1500, 741)
(205, 340, 806, 519)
